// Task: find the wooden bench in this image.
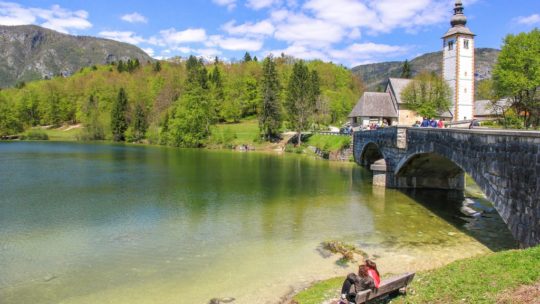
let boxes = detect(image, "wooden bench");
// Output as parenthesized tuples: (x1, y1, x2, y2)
(354, 272, 415, 304)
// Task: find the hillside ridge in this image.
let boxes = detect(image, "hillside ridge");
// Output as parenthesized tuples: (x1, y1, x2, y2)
(0, 25, 152, 88)
(352, 48, 500, 91)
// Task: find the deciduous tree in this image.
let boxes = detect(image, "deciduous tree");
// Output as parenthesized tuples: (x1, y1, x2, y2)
(401, 72, 452, 119)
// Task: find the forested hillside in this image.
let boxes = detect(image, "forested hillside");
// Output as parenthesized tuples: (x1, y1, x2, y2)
(0, 56, 364, 145)
(0, 25, 152, 88)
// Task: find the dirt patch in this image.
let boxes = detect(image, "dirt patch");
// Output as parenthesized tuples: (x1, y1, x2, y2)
(497, 282, 540, 304)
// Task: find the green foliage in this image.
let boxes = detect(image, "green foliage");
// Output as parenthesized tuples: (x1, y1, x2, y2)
(166, 57, 213, 147)
(153, 61, 162, 72)
(285, 61, 321, 144)
(243, 52, 252, 62)
(294, 246, 540, 304)
(401, 72, 452, 118)
(0, 54, 362, 146)
(81, 94, 105, 140)
(20, 130, 49, 140)
(0, 95, 23, 136)
(306, 134, 351, 152)
(130, 103, 148, 142)
(259, 56, 282, 141)
(111, 88, 129, 141)
(208, 127, 237, 148)
(401, 59, 412, 78)
(493, 28, 540, 128)
(476, 79, 496, 100)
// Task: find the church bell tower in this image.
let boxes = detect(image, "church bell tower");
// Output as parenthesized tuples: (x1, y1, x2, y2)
(442, 0, 475, 121)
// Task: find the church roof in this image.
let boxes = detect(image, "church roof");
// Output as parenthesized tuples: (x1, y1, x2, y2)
(387, 78, 412, 104)
(442, 26, 475, 38)
(475, 99, 510, 117)
(348, 92, 398, 118)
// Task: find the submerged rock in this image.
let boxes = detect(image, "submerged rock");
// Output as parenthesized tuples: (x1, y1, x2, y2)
(208, 297, 235, 304)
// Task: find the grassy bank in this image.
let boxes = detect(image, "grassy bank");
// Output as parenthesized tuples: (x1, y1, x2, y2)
(293, 246, 540, 304)
(304, 134, 351, 152)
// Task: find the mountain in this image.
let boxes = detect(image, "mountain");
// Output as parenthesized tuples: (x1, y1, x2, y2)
(0, 25, 152, 88)
(351, 48, 500, 91)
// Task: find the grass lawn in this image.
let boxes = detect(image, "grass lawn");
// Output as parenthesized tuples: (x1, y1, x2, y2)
(304, 134, 351, 152)
(41, 128, 81, 141)
(293, 246, 540, 304)
(213, 119, 260, 145)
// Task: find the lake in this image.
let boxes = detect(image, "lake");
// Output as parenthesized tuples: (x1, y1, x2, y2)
(0, 142, 516, 303)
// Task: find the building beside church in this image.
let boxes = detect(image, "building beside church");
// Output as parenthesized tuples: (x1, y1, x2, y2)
(349, 0, 476, 126)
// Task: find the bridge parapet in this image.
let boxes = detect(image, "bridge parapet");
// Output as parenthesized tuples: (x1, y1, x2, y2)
(353, 126, 540, 248)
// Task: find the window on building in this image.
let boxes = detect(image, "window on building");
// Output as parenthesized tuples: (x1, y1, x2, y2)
(464, 88, 467, 93)
(464, 71, 468, 77)
(464, 39, 469, 49)
(448, 41, 454, 51)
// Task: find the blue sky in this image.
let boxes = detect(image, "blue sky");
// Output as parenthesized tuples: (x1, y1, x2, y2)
(1, 0, 538, 66)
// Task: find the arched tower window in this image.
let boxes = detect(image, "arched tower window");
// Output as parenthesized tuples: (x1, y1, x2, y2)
(464, 39, 469, 49)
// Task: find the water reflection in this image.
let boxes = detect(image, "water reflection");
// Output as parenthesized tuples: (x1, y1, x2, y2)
(0, 142, 517, 304)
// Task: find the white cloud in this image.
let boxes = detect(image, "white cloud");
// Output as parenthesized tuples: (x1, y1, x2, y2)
(0, 2, 91, 33)
(515, 14, 540, 26)
(121, 12, 148, 24)
(330, 42, 408, 61)
(207, 35, 264, 51)
(274, 13, 345, 47)
(222, 20, 275, 37)
(246, 0, 279, 10)
(142, 47, 154, 57)
(268, 43, 329, 61)
(212, 0, 236, 11)
(304, 0, 378, 28)
(99, 31, 145, 44)
(152, 28, 207, 46)
(0, 2, 36, 25)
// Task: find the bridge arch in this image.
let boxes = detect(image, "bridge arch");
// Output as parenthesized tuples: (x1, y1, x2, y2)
(359, 142, 385, 167)
(353, 127, 540, 247)
(394, 152, 466, 190)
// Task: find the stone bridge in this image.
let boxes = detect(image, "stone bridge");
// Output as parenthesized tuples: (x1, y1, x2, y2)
(353, 126, 540, 248)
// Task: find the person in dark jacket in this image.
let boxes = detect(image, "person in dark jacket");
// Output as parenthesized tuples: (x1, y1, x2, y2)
(339, 265, 375, 303)
(420, 117, 429, 127)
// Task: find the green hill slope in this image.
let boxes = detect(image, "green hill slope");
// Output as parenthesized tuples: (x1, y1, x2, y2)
(0, 25, 152, 88)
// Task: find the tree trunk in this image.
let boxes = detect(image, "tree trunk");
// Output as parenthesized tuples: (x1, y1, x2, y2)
(297, 130, 302, 145)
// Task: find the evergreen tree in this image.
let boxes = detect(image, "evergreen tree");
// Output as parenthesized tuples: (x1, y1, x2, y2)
(132, 103, 148, 142)
(111, 88, 129, 141)
(117, 60, 125, 73)
(153, 60, 162, 72)
(285, 61, 319, 145)
(243, 52, 253, 62)
(253, 56, 258, 62)
(401, 59, 412, 78)
(259, 56, 281, 141)
(210, 64, 225, 120)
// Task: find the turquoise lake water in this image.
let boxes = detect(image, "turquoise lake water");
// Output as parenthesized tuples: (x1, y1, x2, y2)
(0, 142, 515, 303)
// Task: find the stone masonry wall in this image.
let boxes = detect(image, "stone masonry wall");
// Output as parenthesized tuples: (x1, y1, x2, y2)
(353, 127, 540, 248)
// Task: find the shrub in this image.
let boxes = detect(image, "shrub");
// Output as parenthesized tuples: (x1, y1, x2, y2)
(21, 130, 49, 140)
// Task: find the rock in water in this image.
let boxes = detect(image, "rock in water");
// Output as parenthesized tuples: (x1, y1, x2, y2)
(208, 297, 235, 304)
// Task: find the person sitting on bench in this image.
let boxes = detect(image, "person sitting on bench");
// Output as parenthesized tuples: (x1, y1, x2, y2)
(339, 265, 375, 303)
(365, 259, 380, 288)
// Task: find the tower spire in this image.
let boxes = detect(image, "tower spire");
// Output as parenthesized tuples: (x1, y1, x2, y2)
(451, 0, 467, 27)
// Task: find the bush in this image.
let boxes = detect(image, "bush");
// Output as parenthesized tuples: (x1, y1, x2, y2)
(20, 130, 49, 140)
(208, 127, 237, 148)
(284, 144, 294, 153)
